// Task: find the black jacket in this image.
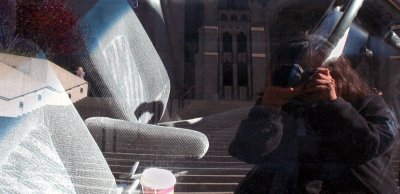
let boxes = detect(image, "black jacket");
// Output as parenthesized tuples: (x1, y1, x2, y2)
(229, 95, 399, 194)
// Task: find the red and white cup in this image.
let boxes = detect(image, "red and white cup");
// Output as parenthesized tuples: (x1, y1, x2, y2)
(140, 168, 176, 194)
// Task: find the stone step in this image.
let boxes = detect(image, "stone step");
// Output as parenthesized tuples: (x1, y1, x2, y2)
(110, 165, 252, 173)
(115, 142, 231, 150)
(113, 171, 250, 182)
(116, 180, 238, 193)
(175, 100, 253, 120)
(174, 193, 233, 194)
(106, 157, 246, 165)
(117, 148, 230, 155)
(178, 175, 244, 183)
(103, 152, 242, 163)
(110, 166, 251, 177)
(113, 146, 230, 154)
(106, 159, 251, 169)
(174, 183, 237, 192)
(114, 173, 244, 183)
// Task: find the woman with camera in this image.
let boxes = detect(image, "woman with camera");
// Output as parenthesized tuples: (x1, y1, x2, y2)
(228, 40, 400, 193)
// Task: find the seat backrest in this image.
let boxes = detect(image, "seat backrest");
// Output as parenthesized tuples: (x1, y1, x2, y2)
(0, 106, 117, 193)
(0, 56, 116, 193)
(77, 0, 170, 124)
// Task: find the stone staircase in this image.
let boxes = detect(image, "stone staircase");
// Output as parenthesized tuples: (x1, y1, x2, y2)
(171, 99, 254, 120)
(74, 97, 254, 193)
(110, 107, 254, 193)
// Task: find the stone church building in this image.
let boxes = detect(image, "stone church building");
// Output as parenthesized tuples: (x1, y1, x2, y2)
(136, 0, 400, 105)
(191, 0, 331, 100)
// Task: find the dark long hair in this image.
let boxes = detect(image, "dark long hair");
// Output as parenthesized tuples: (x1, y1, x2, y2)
(299, 36, 373, 103)
(326, 56, 373, 102)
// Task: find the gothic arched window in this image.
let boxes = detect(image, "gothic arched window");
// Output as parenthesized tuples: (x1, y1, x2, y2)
(237, 32, 247, 53)
(222, 32, 233, 52)
(240, 15, 248, 22)
(223, 61, 233, 86)
(220, 13, 228, 21)
(237, 61, 248, 86)
(230, 14, 238, 21)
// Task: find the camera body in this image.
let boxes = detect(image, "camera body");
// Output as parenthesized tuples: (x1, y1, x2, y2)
(272, 63, 315, 87)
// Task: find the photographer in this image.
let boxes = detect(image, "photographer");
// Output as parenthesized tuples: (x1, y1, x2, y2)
(228, 39, 400, 194)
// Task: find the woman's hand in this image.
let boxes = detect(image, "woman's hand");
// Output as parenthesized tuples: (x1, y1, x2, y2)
(261, 77, 302, 109)
(300, 67, 337, 102)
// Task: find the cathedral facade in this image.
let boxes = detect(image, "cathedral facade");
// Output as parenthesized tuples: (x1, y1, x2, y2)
(193, 0, 268, 100)
(190, 0, 329, 100)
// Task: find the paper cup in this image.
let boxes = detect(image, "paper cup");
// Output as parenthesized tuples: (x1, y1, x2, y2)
(140, 168, 176, 194)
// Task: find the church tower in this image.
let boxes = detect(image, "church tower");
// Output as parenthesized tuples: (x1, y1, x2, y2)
(195, 0, 219, 99)
(196, 0, 264, 100)
(249, 0, 269, 97)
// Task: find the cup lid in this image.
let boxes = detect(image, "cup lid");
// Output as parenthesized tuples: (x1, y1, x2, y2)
(140, 168, 176, 189)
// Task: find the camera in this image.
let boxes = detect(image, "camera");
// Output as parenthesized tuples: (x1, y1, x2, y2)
(272, 63, 315, 87)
